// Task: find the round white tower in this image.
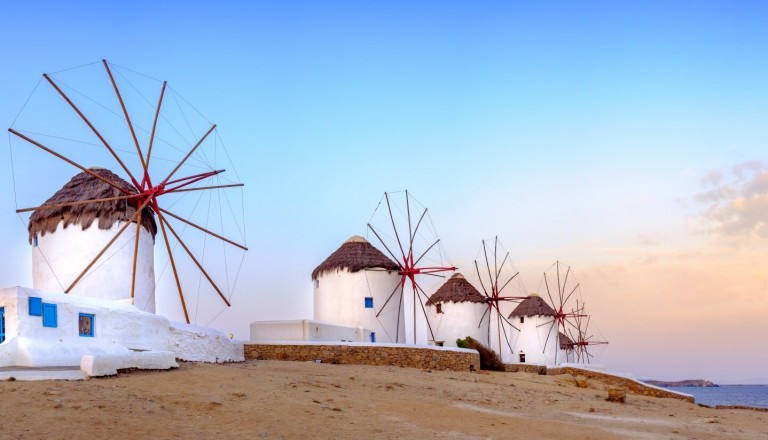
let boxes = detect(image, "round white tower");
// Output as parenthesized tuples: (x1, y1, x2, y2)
(508, 293, 559, 366)
(312, 236, 404, 343)
(29, 167, 157, 313)
(426, 273, 488, 347)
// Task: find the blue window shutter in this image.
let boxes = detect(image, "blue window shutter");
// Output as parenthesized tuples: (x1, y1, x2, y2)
(364, 297, 374, 308)
(29, 297, 43, 316)
(42, 303, 58, 328)
(370, 331, 376, 343)
(0, 307, 5, 343)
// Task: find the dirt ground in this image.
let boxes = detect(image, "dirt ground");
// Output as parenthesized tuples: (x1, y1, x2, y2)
(0, 360, 765, 439)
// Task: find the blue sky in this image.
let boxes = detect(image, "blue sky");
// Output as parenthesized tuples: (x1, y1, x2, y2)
(1, 1, 767, 382)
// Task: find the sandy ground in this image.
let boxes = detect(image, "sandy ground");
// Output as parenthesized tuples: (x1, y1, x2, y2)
(0, 361, 766, 439)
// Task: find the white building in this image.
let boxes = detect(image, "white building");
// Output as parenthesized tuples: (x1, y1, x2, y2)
(30, 167, 156, 313)
(426, 273, 488, 347)
(311, 236, 405, 343)
(507, 293, 560, 366)
(0, 168, 243, 378)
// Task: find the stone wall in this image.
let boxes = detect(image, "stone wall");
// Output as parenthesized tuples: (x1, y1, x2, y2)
(244, 342, 479, 372)
(504, 363, 547, 374)
(548, 366, 694, 403)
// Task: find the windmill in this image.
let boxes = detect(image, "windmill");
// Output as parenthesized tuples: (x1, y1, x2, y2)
(366, 190, 456, 344)
(535, 261, 589, 364)
(565, 302, 609, 363)
(7, 60, 247, 326)
(472, 237, 529, 361)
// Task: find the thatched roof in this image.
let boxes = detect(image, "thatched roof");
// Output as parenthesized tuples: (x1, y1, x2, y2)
(559, 332, 575, 350)
(28, 167, 157, 243)
(311, 236, 400, 280)
(508, 293, 556, 317)
(426, 273, 485, 305)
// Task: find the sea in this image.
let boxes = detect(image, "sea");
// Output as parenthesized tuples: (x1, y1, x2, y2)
(668, 385, 768, 408)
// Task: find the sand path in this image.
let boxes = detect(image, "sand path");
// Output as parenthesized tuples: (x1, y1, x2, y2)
(0, 360, 765, 439)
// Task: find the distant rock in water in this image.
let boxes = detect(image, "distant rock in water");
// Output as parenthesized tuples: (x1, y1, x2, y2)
(643, 379, 719, 388)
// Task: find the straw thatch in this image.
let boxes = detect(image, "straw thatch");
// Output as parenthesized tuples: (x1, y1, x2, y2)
(28, 167, 157, 244)
(508, 294, 556, 317)
(559, 332, 575, 350)
(426, 273, 485, 306)
(311, 236, 400, 280)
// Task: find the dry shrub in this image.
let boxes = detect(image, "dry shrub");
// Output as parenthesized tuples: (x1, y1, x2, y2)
(458, 336, 505, 371)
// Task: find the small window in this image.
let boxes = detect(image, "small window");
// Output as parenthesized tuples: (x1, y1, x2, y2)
(42, 303, 57, 328)
(33, 236, 38, 247)
(520, 316, 524, 324)
(314, 279, 319, 288)
(29, 297, 43, 316)
(519, 353, 526, 363)
(370, 332, 376, 343)
(79, 313, 94, 337)
(0, 307, 5, 343)
(364, 297, 374, 308)
(435, 303, 443, 314)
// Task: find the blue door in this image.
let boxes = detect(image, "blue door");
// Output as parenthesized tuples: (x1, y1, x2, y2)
(0, 307, 5, 343)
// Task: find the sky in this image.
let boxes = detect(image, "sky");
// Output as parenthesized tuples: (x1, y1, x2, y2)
(1, 1, 767, 383)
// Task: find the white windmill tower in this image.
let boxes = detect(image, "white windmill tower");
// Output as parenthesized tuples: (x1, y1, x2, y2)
(507, 294, 559, 365)
(30, 167, 157, 313)
(312, 236, 403, 342)
(426, 273, 488, 347)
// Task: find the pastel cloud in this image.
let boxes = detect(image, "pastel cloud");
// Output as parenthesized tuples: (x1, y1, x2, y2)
(695, 161, 768, 239)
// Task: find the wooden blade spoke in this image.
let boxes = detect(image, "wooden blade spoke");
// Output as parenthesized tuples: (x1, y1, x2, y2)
(375, 278, 404, 318)
(543, 272, 557, 313)
(156, 206, 190, 324)
(477, 305, 490, 329)
(406, 190, 413, 263)
(541, 319, 557, 353)
(500, 313, 520, 333)
(65, 199, 149, 292)
(103, 60, 146, 172)
(130, 210, 142, 300)
(367, 224, 405, 271)
(8, 129, 133, 195)
(16, 194, 136, 213)
(561, 266, 571, 302)
(159, 208, 247, 250)
(42, 73, 139, 187)
(412, 238, 440, 267)
(496, 271, 520, 296)
(474, 260, 490, 297)
(165, 169, 225, 187)
(160, 124, 217, 187)
(415, 286, 436, 341)
(482, 240, 494, 295)
(145, 81, 167, 174)
(157, 212, 231, 307)
(563, 283, 580, 307)
(384, 192, 407, 263)
(166, 183, 244, 194)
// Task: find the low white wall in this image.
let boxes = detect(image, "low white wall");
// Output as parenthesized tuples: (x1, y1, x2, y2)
(250, 320, 371, 343)
(0, 286, 243, 368)
(169, 322, 244, 363)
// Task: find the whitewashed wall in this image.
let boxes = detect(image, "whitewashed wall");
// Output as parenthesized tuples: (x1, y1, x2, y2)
(427, 301, 488, 348)
(249, 320, 370, 343)
(314, 268, 406, 343)
(32, 220, 156, 313)
(508, 313, 560, 366)
(0, 286, 242, 368)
